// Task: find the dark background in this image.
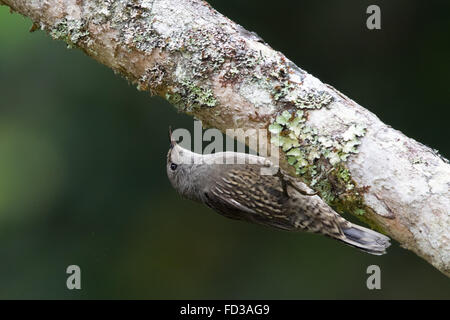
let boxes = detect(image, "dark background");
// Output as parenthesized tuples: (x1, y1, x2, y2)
(0, 0, 449, 299)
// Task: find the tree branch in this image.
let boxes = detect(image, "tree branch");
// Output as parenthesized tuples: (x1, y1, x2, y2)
(2, 0, 449, 276)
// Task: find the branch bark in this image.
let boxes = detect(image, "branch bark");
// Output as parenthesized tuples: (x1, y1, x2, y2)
(2, 0, 449, 276)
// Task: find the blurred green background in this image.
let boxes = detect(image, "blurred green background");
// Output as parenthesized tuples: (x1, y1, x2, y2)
(0, 0, 449, 299)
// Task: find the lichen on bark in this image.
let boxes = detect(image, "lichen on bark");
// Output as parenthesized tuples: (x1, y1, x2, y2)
(267, 85, 372, 223)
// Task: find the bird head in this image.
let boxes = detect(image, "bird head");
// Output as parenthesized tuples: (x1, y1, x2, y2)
(166, 127, 204, 198)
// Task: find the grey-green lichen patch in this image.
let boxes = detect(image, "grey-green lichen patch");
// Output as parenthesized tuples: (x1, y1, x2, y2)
(268, 59, 334, 111)
(49, 18, 89, 49)
(294, 89, 334, 109)
(270, 107, 366, 177)
(182, 80, 217, 108)
(137, 63, 167, 94)
(165, 91, 183, 109)
(272, 81, 293, 101)
(165, 80, 217, 112)
(88, 0, 160, 53)
(269, 96, 370, 217)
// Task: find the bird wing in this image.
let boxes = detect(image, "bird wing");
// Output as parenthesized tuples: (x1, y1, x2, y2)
(202, 164, 351, 236)
(202, 164, 294, 229)
(284, 187, 350, 238)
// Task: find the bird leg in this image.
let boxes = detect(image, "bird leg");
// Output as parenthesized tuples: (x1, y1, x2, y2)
(277, 171, 318, 196)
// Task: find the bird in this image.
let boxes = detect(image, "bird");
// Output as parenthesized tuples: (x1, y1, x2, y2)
(166, 130, 391, 255)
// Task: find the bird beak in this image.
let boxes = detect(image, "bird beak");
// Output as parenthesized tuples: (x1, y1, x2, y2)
(169, 126, 177, 148)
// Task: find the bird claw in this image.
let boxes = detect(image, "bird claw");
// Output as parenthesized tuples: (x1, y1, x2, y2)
(277, 171, 317, 197)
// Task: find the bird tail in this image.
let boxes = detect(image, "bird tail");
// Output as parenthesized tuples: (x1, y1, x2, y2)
(340, 224, 391, 255)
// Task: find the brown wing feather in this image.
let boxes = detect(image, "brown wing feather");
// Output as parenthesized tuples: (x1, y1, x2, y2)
(284, 192, 350, 238)
(203, 165, 294, 230)
(203, 164, 351, 237)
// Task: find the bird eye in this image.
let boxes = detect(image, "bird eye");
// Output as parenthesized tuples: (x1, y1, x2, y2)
(170, 163, 178, 171)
